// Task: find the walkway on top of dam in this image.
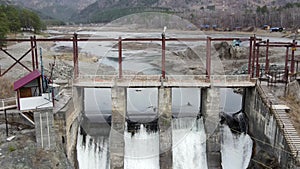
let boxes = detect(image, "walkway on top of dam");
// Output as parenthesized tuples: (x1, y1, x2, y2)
(73, 74, 255, 88)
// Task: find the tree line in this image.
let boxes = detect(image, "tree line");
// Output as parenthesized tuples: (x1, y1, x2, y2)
(0, 5, 44, 40)
(185, 3, 300, 31)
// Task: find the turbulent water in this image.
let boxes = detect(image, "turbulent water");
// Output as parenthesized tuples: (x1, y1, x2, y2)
(77, 88, 253, 169)
(76, 120, 253, 169)
(77, 127, 110, 169)
(124, 124, 159, 169)
(221, 125, 253, 169)
(172, 118, 208, 169)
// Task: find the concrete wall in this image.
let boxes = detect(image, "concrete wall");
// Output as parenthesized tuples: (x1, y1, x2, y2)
(65, 87, 84, 168)
(158, 87, 172, 169)
(244, 86, 297, 168)
(201, 88, 221, 169)
(34, 108, 56, 149)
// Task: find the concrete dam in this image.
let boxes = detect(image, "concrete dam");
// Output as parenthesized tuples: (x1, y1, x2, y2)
(1, 35, 300, 169)
(60, 76, 299, 169)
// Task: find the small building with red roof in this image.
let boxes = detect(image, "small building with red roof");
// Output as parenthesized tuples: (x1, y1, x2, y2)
(14, 70, 53, 111)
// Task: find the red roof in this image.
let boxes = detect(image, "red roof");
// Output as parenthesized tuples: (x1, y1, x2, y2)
(14, 70, 41, 91)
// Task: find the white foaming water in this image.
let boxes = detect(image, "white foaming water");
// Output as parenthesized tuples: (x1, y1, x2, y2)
(77, 128, 110, 169)
(173, 118, 208, 169)
(124, 124, 159, 169)
(221, 125, 253, 169)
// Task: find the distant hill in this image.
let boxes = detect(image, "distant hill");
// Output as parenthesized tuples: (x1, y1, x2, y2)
(10, 0, 300, 28)
(12, 0, 97, 21)
(0, 0, 13, 5)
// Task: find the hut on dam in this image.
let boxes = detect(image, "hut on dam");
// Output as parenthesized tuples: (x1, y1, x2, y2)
(14, 69, 53, 111)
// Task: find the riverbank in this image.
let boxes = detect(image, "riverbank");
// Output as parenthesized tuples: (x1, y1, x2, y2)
(0, 123, 72, 169)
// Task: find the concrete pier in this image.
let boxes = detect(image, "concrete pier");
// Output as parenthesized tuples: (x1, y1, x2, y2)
(158, 87, 173, 169)
(110, 87, 126, 169)
(201, 88, 221, 169)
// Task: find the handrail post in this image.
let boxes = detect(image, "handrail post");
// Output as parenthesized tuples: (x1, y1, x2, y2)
(206, 37, 211, 80)
(73, 33, 79, 78)
(30, 36, 35, 70)
(252, 35, 256, 78)
(162, 33, 166, 79)
(266, 39, 270, 74)
(248, 37, 253, 76)
(291, 40, 296, 74)
(118, 36, 122, 79)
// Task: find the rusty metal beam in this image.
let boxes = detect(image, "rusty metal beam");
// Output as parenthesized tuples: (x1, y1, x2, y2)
(162, 34, 166, 79)
(265, 39, 270, 74)
(248, 37, 253, 76)
(252, 36, 256, 78)
(206, 37, 211, 80)
(211, 37, 253, 41)
(285, 47, 289, 82)
(73, 33, 79, 78)
(256, 45, 260, 77)
(30, 37, 35, 70)
(166, 38, 207, 41)
(268, 42, 293, 45)
(118, 37, 122, 79)
(291, 40, 296, 74)
(1, 48, 33, 76)
(34, 36, 38, 69)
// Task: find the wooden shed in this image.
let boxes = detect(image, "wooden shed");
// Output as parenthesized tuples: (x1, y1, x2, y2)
(14, 70, 53, 111)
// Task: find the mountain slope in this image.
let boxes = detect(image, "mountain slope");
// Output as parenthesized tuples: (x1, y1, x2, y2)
(11, 0, 300, 25)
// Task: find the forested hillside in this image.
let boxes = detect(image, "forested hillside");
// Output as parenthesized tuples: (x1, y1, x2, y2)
(0, 5, 44, 44)
(5, 0, 300, 30)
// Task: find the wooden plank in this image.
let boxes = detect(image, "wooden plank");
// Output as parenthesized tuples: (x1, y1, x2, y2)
(0, 105, 17, 111)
